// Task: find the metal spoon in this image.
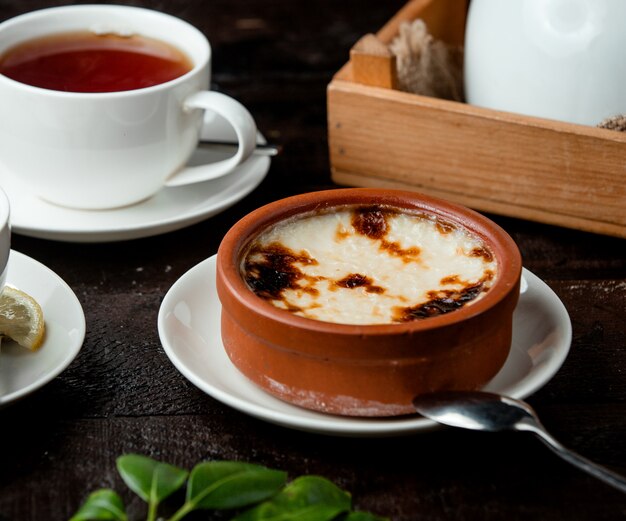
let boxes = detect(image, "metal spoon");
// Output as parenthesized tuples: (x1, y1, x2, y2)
(198, 139, 281, 156)
(413, 391, 626, 494)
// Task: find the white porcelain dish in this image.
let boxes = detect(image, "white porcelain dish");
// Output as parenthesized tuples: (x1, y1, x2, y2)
(0, 116, 270, 242)
(158, 255, 572, 437)
(0, 250, 86, 407)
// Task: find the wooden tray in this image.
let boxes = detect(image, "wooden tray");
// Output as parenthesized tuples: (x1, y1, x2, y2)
(327, 0, 626, 238)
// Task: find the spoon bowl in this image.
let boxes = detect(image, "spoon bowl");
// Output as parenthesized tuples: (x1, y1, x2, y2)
(413, 391, 626, 494)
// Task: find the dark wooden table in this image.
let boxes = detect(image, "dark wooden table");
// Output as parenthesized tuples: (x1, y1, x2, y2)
(1, 1, 625, 520)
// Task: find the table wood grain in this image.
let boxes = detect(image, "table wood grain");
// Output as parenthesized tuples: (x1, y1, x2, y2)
(0, 1, 625, 520)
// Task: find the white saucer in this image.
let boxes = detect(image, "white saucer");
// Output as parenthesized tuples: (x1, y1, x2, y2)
(0, 250, 85, 407)
(0, 115, 270, 243)
(158, 255, 572, 437)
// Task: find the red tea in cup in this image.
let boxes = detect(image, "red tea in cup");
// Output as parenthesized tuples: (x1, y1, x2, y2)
(0, 31, 193, 92)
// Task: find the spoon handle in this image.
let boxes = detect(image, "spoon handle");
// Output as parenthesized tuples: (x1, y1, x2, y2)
(198, 140, 281, 156)
(529, 424, 626, 494)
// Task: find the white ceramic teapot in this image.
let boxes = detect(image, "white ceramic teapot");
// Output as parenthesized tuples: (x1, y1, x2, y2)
(464, 0, 626, 126)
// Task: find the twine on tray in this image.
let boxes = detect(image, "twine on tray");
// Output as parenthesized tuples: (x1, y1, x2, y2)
(597, 115, 626, 131)
(389, 19, 464, 102)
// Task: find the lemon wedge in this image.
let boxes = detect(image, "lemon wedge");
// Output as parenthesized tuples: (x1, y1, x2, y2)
(0, 286, 45, 350)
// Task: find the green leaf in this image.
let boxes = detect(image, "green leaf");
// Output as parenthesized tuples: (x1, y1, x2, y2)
(233, 475, 352, 521)
(186, 461, 287, 510)
(116, 454, 188, 502)
(116, 454, 188, 521)
(69, 489, 128, 521)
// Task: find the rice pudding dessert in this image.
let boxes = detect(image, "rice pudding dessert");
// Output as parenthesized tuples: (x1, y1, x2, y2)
(242, 205, 497, 325)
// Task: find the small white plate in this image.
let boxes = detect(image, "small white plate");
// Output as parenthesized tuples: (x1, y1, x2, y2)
(0, 250, 85, 407)
(158, 255, 572, 437)
(0, 115, 270, 243)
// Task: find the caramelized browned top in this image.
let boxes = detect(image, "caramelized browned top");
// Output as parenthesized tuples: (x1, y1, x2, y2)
(241, 206, 497, 324)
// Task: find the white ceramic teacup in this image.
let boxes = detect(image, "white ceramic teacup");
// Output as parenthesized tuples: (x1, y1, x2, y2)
(0, 5, 257, 210)
(0, 188, 10, 291)
(464, 0, 626, 126)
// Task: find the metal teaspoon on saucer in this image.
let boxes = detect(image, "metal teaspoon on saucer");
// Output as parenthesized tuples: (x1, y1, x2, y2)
(413, 391, 626, 494)
(198, 139, 281, 156)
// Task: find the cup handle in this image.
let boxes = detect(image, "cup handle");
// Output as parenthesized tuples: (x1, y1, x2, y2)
(164, 91, 257, 187)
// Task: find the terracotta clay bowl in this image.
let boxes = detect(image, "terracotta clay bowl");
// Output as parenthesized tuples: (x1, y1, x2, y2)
(216, 188, 522, 417)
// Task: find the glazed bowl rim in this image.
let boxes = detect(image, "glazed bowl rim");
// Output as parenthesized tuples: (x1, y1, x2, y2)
(217, 188, 522, 336)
